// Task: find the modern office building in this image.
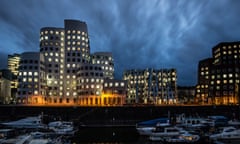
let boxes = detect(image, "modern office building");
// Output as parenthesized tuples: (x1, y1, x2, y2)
(15, 19, 125, 106)
(91, 52, 114, 79)
(8, 53, 20, 101)
(123, 68, 177, 104)
(17, 52, 46, 104)
(196, 41, 240, 105)
(195, 58, 213, 104)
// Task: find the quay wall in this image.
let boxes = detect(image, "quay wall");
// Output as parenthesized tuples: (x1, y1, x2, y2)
(0, 105, 239, 125)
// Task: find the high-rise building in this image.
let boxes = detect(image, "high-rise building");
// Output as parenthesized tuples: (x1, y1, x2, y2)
(195, 58, 213, 104)
(196, 41, 240, 105)
(123, 68, 177, 104)
(8, 53, 20, 101)
(17, 52, 46, 104)
(16, 19, 124, 106)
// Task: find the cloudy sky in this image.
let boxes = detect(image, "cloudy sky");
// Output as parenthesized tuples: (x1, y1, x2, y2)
(1, 0, 240, 86)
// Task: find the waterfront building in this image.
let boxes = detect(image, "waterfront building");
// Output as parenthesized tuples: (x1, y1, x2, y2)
(196, 41, 240, 105)
(0, 69, 12, 104)
(195, 58, 213, 104)
(14, 19, 125, 106)
(17, 52, 46, 104)
(40, 27, 65, 102)
(123, 68, 177, 105)
(8, 53, 20, 101)
(91, 52, 114, 79)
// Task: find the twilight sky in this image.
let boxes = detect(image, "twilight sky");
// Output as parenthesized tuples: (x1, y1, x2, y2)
(1, 0, 240, 86)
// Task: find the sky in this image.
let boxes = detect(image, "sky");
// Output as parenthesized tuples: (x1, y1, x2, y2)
(1, 0, 240, 86)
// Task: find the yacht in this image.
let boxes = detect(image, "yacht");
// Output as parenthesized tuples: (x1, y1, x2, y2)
(209, 126, 240, 141)
(1, 115, 46, 129)
(136, 117, 169, 136)
(149, 124, 187, 141)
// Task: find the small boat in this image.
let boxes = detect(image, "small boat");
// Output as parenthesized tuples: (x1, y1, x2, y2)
(136, 117, 169, 136)
(209, 126, 240, 141)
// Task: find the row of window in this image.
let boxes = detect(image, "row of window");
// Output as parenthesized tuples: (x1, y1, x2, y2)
(41, 30, 64, 35)
(40, 47, 60, 51)
(78, 72, 104, 77)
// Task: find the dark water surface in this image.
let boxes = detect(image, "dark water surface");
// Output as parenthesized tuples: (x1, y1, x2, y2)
(70, 126, 146, 144)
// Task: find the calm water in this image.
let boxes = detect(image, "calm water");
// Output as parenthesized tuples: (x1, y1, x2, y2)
(70, 126, 148, 144)
(70, 126, 240, 144)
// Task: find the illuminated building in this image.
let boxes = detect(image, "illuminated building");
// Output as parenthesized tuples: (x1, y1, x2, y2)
(196, 41, 240, 105)
(91, 52, 114, 79)
(123, 68, 177, 105)
(40, 27, 65, 102)
(15, 19, 126, 106)
(195, 58, 213, 104)
(17, 52, 46, 104)
(8, 53, 20, 101)
(0, 70, 11, 104)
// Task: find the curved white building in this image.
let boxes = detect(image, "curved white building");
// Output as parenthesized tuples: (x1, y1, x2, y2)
(17, 52, 46, 104)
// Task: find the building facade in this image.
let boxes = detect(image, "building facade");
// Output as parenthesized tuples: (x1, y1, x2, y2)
(123, 68, 177, 105)
(195, 58, 213, 104)
(17, 52, 46, 104)
(0, 70, 12, 104)
(8, 53, 20, 101)
(196, 41, 240, 105)
(15, 19, 126, 106)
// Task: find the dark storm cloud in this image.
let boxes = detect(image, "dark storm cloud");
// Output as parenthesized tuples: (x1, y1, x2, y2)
(1, 0, 240, 86)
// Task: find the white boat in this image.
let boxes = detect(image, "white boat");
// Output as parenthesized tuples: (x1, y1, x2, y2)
(136, 117, 169, 136)
(149, 124, 187, 141)
(209, 126, 240, 141)
(1, 115, 46, 129)
(48, 121, 75, 135)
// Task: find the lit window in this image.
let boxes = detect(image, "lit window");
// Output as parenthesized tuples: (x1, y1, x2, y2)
(48, 58, 52, 62)
(45, 36, 48, 40)
(72, 64, 76, 67)
(120, 82, 124, 87)
(28, 78, 32, 82)
(67, 36, 71, 39)
(72, 35, 76, 39)
(55, 58, 58, 62)
(66, 92, 70, 96)
(91, 78, 94, 82)
(45, 53, 48, 56)
(67, 75, 70, 79)
(50, 53, 53, 56)
(28, 72, 32, 76)
(34, 78, 38, 82)
(56, 31, 59, 35)
(109, 83, 113, 87)
(91, 85, 94, 88)
(23, 78, 26, 82)
(34, 90, 38, 95)
(45, 31, 48, 34)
